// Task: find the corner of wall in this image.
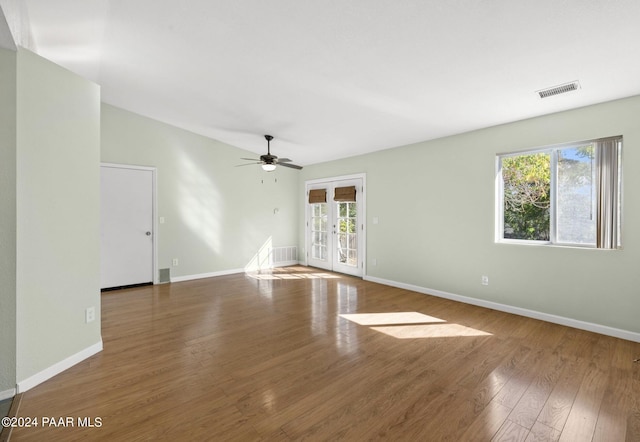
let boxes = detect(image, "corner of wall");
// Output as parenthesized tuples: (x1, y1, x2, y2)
(15, 47, 102, 386)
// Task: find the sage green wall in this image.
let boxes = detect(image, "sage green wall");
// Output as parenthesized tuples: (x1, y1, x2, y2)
(300, 95, 640, 335)
(0, 47, 16, 394)
(100, 104, 299, 278)
(15, 48, 101, 382)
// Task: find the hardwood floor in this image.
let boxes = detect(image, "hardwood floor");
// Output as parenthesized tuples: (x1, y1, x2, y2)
(11, 266, 640, 441)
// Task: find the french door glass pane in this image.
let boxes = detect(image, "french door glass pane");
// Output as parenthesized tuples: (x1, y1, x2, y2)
(336, 202, 357, 267)
(312, 245, 326, 260)
(557, 145, 596, 245)
(337, 233, 347, 263)
(311, 203, 328, 260)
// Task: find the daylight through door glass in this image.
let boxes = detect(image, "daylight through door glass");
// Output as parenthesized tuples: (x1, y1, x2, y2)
(336, 202, 357, 266)
(311, 203, 328, 260)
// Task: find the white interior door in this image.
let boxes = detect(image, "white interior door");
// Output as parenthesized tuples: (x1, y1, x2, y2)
(306, 176, 364, 277)
(100, 165, 155, 289)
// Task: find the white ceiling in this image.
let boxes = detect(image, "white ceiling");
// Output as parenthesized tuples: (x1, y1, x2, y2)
(10, 0, 640, 165)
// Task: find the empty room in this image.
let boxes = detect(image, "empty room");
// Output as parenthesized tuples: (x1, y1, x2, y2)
(1, 1, 639, 441)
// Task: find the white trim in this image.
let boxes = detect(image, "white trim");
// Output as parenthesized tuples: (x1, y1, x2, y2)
(171, 268, 245, 283)
(271, 260, 299, 267)
(100, 162, 159, 284)
(17, 340, 103, 393)
(495, 156, 504, 243)
(364, 275, 640, 343)
(170, 261, 301, 283)
(304, 173, 367, 277)
(152, 168, 159, 284)
(0, 388, 16, 401)
(305, 173, 368, 186)
(100, 162, 156, 171)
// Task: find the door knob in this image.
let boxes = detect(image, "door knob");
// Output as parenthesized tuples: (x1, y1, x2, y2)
(146, 231, 152, 236)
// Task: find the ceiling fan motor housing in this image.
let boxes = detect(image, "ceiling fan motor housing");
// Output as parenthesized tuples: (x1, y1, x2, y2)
(260, 154, 277, 163)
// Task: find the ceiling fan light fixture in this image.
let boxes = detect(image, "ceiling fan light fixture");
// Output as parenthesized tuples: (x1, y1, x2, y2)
(261, 163, 276, 172)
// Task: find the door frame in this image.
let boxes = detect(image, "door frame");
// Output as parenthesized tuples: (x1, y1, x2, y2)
(304, 173, 366, 277)
(101, 162, 159, 285)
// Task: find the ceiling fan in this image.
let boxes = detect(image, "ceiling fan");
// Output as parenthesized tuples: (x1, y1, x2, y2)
(239, 135, 303, 171)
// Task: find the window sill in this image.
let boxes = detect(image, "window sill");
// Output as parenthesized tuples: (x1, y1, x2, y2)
(495, 240, 619, 250)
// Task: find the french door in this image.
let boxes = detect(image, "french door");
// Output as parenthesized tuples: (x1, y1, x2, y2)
(306, 176, 365, 277)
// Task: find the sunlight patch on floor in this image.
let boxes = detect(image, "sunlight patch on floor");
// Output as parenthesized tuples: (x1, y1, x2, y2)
(340, 312, 492, 339)
(372, 323, 491, 339)
(245, 266, 342, 280)
(247, 272, 342, 280)
(340, 312, 445, 326)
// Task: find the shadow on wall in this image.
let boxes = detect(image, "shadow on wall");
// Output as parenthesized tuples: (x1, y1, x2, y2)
(178, 152, 222, 253)
(244, 236, 273, 272)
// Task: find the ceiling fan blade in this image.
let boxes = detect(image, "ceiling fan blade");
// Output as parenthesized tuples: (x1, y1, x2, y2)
(237, 135, 301, 171)
(278, 162, 303, 170)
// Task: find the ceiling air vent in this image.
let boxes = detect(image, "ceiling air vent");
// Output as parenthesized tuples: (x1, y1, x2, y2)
(537, 81, 580, 99)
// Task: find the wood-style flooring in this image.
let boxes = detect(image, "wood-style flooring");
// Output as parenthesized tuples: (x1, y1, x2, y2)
(11, 266, 640, 441)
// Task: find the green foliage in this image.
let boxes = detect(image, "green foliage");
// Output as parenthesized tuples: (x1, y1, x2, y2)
(338, 202, 356, 233)
(575, 144, 595, 160)
(502, 153, 550, 240)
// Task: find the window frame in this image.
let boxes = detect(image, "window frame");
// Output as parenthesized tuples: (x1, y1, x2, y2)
(496, 136, 622, 249)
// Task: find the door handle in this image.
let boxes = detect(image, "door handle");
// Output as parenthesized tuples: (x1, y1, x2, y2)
(146, 231, 152, 236)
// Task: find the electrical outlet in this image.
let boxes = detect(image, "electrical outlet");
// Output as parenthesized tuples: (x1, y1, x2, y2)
(85, 307, 95, 323)
(172, 258, 179, 266)
(481, 275, 489, 286)
(372, 258, 377, 266)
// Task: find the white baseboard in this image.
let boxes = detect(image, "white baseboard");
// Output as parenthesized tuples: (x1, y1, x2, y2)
(364, 275, 640, 343)
(170, 262, 302, 283)
(274, 260, 299, 267)
(17, 340, 103, 393)
(171, 268, 244, 283)
(0, 388, 16, 401)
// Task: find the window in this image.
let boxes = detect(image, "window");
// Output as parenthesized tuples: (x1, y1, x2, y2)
(497, 136, 622, 249)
